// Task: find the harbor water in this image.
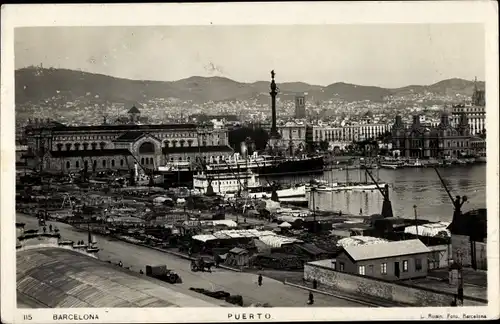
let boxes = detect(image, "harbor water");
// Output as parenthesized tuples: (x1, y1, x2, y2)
(273, 164, 486, 222)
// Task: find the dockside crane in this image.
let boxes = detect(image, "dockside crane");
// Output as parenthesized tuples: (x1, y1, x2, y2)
(253, 159, 279, 202)
(433, 166, 468, 304)
(362, 166, 393, 219)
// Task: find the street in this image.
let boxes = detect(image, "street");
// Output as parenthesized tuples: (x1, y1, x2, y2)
(17, 213, 365, 307)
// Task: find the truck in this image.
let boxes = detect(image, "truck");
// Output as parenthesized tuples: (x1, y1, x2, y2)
(145, 265, 182, 284)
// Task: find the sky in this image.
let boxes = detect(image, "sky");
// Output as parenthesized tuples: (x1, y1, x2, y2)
(14, 24, 485, 88)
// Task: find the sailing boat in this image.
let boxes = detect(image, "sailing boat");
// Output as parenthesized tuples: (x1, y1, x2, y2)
(307, 160, 387, 192)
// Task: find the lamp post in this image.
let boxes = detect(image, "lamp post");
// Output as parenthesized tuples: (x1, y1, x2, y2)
(413, 205, 418, 237)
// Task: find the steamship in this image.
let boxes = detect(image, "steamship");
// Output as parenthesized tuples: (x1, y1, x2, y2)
(160, 152, 324, 188)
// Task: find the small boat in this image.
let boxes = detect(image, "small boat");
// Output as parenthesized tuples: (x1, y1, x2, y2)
(476, 153, 487, 163)
(404, 158, 424, 168)
(380, 163, 399, 170)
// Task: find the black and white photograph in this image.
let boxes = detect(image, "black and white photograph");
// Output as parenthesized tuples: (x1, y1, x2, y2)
(1, 2, 498, 323)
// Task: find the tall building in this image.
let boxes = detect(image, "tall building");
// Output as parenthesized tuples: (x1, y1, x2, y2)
(294, 94, 306, 119)
(313, 123, 391, 143)
(451, 78, 486, 135)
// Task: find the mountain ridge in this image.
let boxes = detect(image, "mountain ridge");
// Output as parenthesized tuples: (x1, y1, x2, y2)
(15, 67, 485, 105)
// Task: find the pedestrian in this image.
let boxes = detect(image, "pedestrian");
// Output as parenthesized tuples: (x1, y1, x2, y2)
(451, 294, 457, 307)
(49, 224, 53, 232)
(42, 226, 47, 233)
(258, 274, 263, 286)
(308, 291, 314, 305)
(312, 279, 318, 290)
(118, 261, 123, 267)
(139, 269, 144, 274)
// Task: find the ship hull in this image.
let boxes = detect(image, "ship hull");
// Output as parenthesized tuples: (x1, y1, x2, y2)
(255, 157, 325, 176)
(161, 156, 325, 188)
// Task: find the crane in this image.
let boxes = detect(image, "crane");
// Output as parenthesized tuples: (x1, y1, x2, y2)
(362, 166, 393, 218)
(253, 159, 279, 202)
(433, 166, 468, 303)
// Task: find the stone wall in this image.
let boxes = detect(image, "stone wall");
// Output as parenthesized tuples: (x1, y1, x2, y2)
(475, 241, 487, 270)
(304, 263, 486, 306)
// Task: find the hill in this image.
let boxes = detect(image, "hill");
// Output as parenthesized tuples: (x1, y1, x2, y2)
(15, 67, 484, 106)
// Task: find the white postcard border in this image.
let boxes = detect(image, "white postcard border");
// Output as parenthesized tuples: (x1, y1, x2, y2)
(1, 1, 499, 323)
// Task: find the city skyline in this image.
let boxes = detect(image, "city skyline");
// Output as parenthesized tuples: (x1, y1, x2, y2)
(15, 24, 485, 88)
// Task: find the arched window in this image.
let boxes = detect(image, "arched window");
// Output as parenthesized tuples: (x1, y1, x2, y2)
(111, 159, 115, 167)
(102, 160, 106, 167)
(65, 143, 72, 151)
(99, 142, 106, 150)
(74, 143, 81, 151)
(83, 143, 89, 150)
(76, 161, 80, 168)
(57, 143, 63, 151)
(179, 157, 182, 161)
(141, 157, 145, 164)
(187, 140, 193, 147)
(120, 159, 124, 167)
(139, 142, 155, 154)
(66, 161, 71, 169)
(172, 140, 177, 148)
(91, 142, 97, 150)
(180, 140, 185, 147)
(164, 141, 170, 148)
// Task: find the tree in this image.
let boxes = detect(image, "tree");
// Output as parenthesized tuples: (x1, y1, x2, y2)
(288, 140, 295, 156)
(228, 126, 269, 153)
(376, 131, 392, 144)
(319, 140, 329, 152)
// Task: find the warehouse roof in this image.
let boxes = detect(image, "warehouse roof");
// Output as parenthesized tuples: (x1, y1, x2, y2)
(17, 248, 229, 308)
(341, 239, 430, 262)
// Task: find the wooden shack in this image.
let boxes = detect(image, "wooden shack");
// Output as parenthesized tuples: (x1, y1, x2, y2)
(225, 247, 250, 267)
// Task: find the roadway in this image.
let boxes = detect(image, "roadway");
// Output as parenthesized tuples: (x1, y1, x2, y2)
(17, 213, 366, 307)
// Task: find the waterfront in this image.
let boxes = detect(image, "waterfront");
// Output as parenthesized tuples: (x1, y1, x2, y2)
(276, 164, 486, 222)
(15, 212, 366, 308)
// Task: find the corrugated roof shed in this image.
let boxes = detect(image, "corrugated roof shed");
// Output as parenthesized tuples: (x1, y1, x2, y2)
(17, 248, 229, 308)
(343, 239, 430, 262)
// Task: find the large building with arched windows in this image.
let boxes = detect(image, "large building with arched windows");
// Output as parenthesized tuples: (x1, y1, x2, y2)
(24, 106, 233, 175)
(391, 112, 473, 159)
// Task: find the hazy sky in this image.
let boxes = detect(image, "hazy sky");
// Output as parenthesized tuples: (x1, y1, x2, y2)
(15, 24, 484, 88)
